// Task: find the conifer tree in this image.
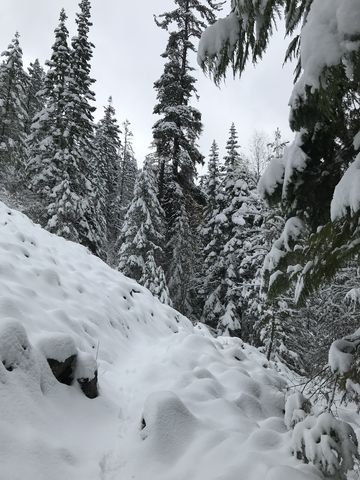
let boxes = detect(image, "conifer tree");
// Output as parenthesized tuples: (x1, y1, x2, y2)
(27, 9, 72, 205)
(118, 119, 137, 220)
(0, 32, 28, 178)
(199, 140, 224, 327)
(28, 4, 105, 258)
(24, 59, 45, 135)
(165, 174, 194, 314)
(95, 97, 122, 255)
(201, 124, 261, 338)
(141, 251, 172, 306)
(118, 159, 170, 304)
(199, 0, 360, 307)
(153, 0, 222, 315)
(66, 0, 106, 257)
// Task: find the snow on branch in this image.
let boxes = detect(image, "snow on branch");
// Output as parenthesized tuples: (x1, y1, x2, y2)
(258, 132, 308, 202)
(197, 13, 240, 72)
(291, 0, 360, 107)
(329, 329, 360, 375)
(331, 153, 360, 221)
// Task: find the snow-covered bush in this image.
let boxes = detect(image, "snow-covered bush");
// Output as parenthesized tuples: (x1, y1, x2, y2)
(291, 412, 358, 479)
(285, 392, 312, 430)
(329, 329, 360, 402)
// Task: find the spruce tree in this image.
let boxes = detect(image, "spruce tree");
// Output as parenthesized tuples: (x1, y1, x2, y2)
(164, 173, 194, 314)
(0, 32, 28, 179)
(200, 140, 224, 327)
(95, 97, 122, 257)
(27, 9, 72, 208)
(118, 159, 170, 304)
(24, 59, 46, 135)
(153, 0, 222, 316)
(118, 119, 137, 220)
(199, 0, 360, 306)
(141, 251, 172, 306)
(28, 4, 105, 258)
(201, 124, 261, 338)
(66, 0, 105, 257)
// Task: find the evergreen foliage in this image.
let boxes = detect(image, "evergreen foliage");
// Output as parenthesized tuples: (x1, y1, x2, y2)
(200, 124, 262, 338)
(152, 0, 222, 315)
(24, 59, 46, 135)
(28, 4, 105, 258)
(200, 0, 360, 310)
(118, 119, 137, 222)
(118, 159, 170, 305)
(95, 97, 122, 256)
(0, 32, 27, 178)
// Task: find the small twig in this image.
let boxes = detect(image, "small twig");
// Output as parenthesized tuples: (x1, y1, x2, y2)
(327, 374, 339, 412)
(96, 339, 100, 361)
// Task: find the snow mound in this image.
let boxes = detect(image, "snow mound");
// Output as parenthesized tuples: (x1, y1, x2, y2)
(0, 201, 335, 479)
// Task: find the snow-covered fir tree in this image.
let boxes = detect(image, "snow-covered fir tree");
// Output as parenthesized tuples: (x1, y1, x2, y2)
(66, 0, 106, 258)
(118, 159, 170, 305)
(24, 59, 45, 135)
(141, 250, 172, 306)
(118, 119, 137, 222)
(28, 3, 105, 258)
(164, 173, 194, 314)
(27, 9, 72, 210)
(0, 32, 28, 180)
(201, 124, 262, 338)
(152, 0, 222, 316)
(95, 97, 122, 258)
(199, 140, 224, 328)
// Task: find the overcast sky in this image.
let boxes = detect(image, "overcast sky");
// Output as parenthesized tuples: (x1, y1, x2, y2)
(0, 0, 295, 167)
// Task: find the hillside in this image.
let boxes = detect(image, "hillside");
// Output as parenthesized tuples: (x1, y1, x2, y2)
(0, 201, 331, 480)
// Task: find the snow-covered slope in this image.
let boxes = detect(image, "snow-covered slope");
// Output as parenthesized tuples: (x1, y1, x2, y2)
(0, 202, 323, 480)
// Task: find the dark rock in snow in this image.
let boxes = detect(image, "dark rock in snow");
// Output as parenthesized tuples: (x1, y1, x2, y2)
(77, 371, 98, 399)
(47, 354, 77, 386)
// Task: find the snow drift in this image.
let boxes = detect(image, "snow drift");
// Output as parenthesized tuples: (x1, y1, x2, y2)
(0, 201, 348, 479)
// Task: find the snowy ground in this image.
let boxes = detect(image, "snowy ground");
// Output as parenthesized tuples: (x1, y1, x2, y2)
(0, 201, 335, 480)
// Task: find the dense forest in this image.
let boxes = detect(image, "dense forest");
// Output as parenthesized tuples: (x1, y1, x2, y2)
(1, 1, 360, 479)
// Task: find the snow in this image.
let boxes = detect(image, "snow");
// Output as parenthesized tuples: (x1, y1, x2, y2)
(258, 133, 308, 202)
(197, 13, 240, 69)
(292, 412, 358, 478)
(331, 152, 360, 221)
(264, 217, 305, 274)
(258, 155, 285, 199)
(75, 350, 97, 380)
(329, 329, 360, 374)
(37, 333, 77, 363)
(0, 200, 349, 479)
(291, 0, 360, 106)
(285, 392, 311, 430)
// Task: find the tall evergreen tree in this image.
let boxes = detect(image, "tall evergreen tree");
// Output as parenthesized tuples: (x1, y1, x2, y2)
(28, 4, 105, 258)
(95, 97, 122, 256)
(201, 124, 261, 338)
(0, 32, 28, 178)
(118, 119, 137, 220)
(118, 159, 170, 304)
(199, 140, 224, 326)
(199, 0, 360, 309)
(66, 0, 106, 257)
(153, 0, 222, 315)
(164, 173, 194, 313)
(24, 59, 46, 135)
(27, 9, 72, 205)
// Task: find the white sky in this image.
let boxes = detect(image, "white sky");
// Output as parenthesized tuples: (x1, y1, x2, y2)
(0, 0, 295, 167)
